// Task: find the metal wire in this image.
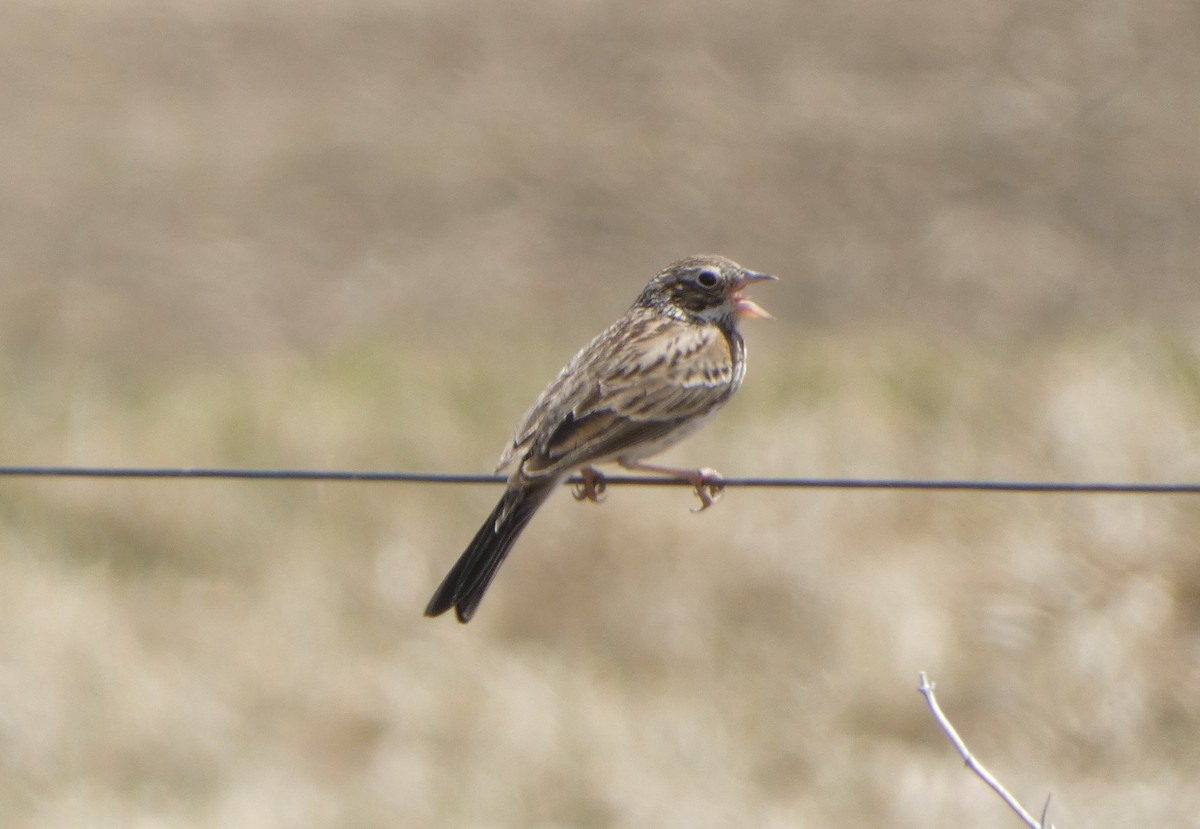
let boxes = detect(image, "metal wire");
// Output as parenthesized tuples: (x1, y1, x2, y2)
(0, 465, 1198, 493)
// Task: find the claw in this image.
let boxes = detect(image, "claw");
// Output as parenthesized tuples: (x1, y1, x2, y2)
(572, 466, 607, 503)
(689, 468, 725, 513)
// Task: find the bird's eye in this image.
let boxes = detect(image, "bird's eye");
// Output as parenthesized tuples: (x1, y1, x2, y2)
(695, 268, 720, 289)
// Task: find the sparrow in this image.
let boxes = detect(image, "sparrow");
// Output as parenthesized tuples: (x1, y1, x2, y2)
(425, 254, 776, 623)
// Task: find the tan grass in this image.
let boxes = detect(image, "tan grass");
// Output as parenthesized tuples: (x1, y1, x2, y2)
(1, 1, 1199, 826)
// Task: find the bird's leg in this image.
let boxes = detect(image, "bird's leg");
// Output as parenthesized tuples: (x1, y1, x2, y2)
(571, 465, 607, 503)
(618, 460, 725, 512)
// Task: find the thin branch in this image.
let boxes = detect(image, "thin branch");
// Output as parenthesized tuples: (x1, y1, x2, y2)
(917, 672, 1057, 829)
(1040, 793, 1054, 829)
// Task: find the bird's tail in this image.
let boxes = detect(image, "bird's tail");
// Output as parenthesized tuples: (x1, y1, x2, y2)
(424, 477, 558, 623)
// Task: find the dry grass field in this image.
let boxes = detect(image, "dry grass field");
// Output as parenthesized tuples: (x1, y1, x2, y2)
(2, 1, 1199, 826)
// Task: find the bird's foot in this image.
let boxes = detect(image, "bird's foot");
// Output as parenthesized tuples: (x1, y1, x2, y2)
(689, 467, 725, 513)
(616, 459, 726, 512)
(572, 466, 607, 503)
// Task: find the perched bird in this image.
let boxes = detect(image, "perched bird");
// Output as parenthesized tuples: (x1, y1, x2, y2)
(425, 254, 777, 623)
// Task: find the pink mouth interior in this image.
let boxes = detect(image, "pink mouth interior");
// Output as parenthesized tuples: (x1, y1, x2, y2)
(734, 296, 771, 319)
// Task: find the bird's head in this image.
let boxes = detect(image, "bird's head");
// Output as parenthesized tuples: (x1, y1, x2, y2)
(637, 255, 777, 326)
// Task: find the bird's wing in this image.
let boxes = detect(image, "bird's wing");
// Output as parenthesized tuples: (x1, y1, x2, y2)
(513, 317, 738, 476)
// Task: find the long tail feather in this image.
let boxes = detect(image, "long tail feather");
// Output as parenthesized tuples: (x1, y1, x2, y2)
(425, 478, 558, 622)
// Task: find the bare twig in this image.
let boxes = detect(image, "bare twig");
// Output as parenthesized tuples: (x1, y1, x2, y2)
(917, 672, 1057, 829)
(1040, 793, 1053, 828)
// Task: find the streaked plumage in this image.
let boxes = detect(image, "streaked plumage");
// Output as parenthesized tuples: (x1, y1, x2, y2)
(425, 255, 776, 623)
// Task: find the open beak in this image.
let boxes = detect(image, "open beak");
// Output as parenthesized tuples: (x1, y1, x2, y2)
(731, 270, 778, 320)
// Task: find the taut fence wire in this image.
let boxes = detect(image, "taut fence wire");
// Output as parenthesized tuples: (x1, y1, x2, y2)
(1, 466, 1198, 494)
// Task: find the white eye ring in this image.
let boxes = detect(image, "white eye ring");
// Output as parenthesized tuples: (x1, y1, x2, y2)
(695, 268, 720, 289)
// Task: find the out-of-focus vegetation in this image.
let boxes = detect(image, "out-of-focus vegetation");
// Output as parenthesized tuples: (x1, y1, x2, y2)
(1, 1, 1198, 826)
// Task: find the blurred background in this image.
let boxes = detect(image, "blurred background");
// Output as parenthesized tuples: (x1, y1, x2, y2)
(1, 0, 1198, 826)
